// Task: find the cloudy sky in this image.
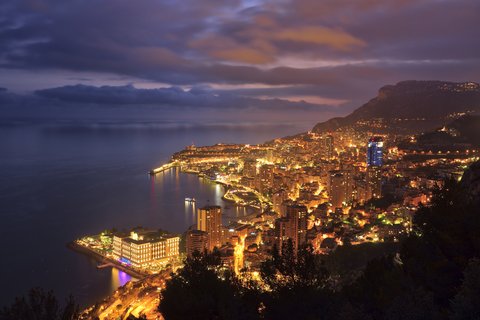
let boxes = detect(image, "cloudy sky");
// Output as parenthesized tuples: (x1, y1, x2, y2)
(0, 0, 479, 123)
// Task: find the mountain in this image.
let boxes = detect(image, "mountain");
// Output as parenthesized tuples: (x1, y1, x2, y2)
(312, 80, 480, 134)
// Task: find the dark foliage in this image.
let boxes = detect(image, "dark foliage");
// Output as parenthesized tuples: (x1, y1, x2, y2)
(158, 177, 480, 319)
(259, 240, 331, 319)
(401, 179, 480, 306)
(0, 287, 79, 320)
(450, 258, 480, 320)
(158, 249, 259, 320)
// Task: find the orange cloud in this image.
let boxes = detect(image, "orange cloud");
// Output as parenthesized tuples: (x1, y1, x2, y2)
(244, 26, 366, 51)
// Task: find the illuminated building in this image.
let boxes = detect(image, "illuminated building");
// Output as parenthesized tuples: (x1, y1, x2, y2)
(366, 136, 383, 199)
(366, 165, 382, 199)
(274, 217, 291, 252)
(197, 205, 222, 252)
(186, 229, 207, 258)
(367, 137, 383, 167)
(274, 205, 307, 252)
(325, 135, 334, 160)
(259, 164, 274, 191)
(273, 189, 288, 214)
(328, 170, 353, 209)
(243, 160, 257, 178)
(287, 205, 307, 251)
(113, 231, 180, 268)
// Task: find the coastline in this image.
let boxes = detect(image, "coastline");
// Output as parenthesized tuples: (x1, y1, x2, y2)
(66, 242, 146, 280)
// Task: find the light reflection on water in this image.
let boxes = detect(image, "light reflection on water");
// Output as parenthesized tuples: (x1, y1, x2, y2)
(0, 121, 313, 309)
(110, 268, 137, 293)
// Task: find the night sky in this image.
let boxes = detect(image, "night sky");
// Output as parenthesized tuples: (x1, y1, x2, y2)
(1, 0, 479, 123)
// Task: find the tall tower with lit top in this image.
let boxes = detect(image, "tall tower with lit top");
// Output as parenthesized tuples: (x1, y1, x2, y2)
(366, 137, 383, 199)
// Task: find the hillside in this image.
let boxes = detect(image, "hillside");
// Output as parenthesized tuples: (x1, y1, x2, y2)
(312, 80, 480, 134)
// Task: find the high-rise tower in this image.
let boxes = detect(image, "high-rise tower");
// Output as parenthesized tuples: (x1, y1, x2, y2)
(366, 137, 383, 199)
(197, 205, 222, 252)
(243, 160, 257, 178)
(325, 135, 334, 160)
(367, 137, 383, 167)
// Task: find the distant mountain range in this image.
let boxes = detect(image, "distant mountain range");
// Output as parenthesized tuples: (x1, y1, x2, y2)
(312, 80, 480, 134)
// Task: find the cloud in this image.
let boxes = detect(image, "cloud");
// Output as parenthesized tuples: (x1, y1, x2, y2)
(33, 84, 336, 113)
(0, 0, 479, 118)
(211, 47, 276, 64)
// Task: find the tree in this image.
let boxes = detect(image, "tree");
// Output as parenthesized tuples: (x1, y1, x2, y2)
(400, 178, 480, 306)
(159, 249, 259, 320)
(0, 287, 79, 320)
(261, 240, 328, 292)
(259, 240, 330, 319)
(450, 258, 480, 320)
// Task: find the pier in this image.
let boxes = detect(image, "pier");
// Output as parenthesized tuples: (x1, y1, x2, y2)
(149, 162, 175, 175)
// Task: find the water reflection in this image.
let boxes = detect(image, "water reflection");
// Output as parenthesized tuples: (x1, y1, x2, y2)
(110, 268, 137, 293)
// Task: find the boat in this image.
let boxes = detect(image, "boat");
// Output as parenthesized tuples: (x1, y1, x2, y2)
(185, 197, 196, 202)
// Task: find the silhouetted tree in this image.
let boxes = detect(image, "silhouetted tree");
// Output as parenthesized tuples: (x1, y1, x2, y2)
(259, 240, 330, 319)
(450, 258, 480, 320)
(400, 178, 480, 306)
(159, 249, 259, 320)
(0, 287, 79, 320)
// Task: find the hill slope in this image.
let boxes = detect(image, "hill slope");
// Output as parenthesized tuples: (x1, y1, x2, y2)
(312, 80, 480, 134)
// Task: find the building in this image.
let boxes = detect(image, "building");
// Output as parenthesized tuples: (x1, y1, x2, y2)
(197, 205, 223, 252)
(243, 160, 257, 178)
(113, 231, 180, 268)
(287, 205, 307, 251)
(366, 137, 383, 199)
(325, 135, 334, 160)
(274, 205, 307, 252)
(328, 170, 353, 209)
(273, 189, 288, 214)
(259, 164, 274, 191)
(366, 165, 382, 199)
(274, 217, 291, 252)
(186, 229, 208, 258)
(367, 137, 383, 167)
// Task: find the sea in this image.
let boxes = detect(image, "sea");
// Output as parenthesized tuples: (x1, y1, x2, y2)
(0, 119, 314, 310)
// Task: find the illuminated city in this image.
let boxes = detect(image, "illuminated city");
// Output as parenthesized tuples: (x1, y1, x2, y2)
(2, 0, 480, 319)
(67, 123, 480, 319)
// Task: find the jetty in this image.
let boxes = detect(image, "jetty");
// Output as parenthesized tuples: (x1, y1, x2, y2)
(149, 162, 175, 175)
(66, 241, 146, 279)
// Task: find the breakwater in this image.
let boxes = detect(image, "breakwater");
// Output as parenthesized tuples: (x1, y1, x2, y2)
(66, 242, 146, 280)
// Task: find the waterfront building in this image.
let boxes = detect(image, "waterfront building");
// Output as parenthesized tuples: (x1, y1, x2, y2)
(113, 231, 179, 268)
(197, 205, 222, 252)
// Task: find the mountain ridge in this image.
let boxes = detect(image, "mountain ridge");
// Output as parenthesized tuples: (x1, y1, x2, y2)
(312, 80, 480, 134)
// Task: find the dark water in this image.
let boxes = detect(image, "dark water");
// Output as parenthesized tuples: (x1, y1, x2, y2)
(0, 119, 313, 309)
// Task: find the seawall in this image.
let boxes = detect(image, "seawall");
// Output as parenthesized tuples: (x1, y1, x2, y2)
(66, 242, 146, 279)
